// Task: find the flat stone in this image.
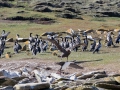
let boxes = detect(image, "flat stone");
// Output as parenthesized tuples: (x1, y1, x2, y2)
(92, 74, 108, 79)
(0, 86, 14, 90)
(77, 73, 94, 79)
(14, 82, 50, 90)
(114, 76, 120, 84)
(95, 83, 120, 90)
(1, 78, 17, 86)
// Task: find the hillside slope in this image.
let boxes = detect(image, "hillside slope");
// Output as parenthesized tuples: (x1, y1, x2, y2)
(1, 0, 120, 19)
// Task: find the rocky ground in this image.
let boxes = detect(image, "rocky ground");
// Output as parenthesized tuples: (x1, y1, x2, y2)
(1, 58, 120, 90)
(31, 0, 120, 18)
(0, 58, 120, 75)
(1, 0, 120, 20)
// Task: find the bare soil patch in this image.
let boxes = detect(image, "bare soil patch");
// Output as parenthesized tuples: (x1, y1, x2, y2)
(0, 58, 120, 75)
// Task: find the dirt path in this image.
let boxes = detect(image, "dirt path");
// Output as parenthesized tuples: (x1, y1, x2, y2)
(0, 58, 120, 75)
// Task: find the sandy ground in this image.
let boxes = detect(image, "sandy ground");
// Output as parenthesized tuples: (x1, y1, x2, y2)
(0, 58, 120, 75)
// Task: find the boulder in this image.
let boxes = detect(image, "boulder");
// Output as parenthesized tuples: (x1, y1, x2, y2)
(92, 74, 108, 79)
(114, 76, 120, 84)
(76, 85, 99, 90)
(0, 1, 13, 7)
(56, 12, 77, 19)
(33, 70, 42, 83)
(1, 78, 17, 86)
(77, 73, 94, 79)
(95, 83, 120, 90)
(65, 86, 77, 90)
(36, 7, 52, 12)
(14, 82, 50, 90)
(0, 76, 6, 84)
(18, 78, 30, 84)
(100, 11, 120, 17)
(0, 86, 14, 90)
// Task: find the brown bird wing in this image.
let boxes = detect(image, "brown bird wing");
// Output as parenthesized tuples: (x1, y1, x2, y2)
(47, 38, 66, 53)
(59, 32, 78, 37)
(71, 43, 86, 50)
(85, 29, 94, 33)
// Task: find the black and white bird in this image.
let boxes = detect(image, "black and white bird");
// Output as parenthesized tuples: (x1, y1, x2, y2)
(29, 33, 35, 43)
(106, 32, 115, 47)
(90, 39, 96, 51)
(0, 37, 6, 56)
(1, 30, 10, 40)
(13, 42, 19, 53)
(115, 32, 120, 44)
(82, 36, 88, 51)
(93, 39, 101, 54)
(13, 41, 22, 53)
(42, 41, 48, 52)
(76, 35, 81, 44)
(31, 44, 37, 55)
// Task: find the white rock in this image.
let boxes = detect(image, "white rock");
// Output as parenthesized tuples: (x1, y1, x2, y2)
(51, 73, 63, 79)
(1, 70, 21, 78)
(69, 73, 77, 81)
(14, 82, 50, 90)
(33, 70, 42, 83)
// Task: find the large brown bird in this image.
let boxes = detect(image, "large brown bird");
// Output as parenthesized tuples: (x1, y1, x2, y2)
(47, 36, 85, 61)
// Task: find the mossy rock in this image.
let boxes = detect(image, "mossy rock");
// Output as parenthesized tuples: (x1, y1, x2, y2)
(14, 82, 50, 90)
(103, 77, 115, 81)
(58, 13, 77, 19)
(12, 76, 27, 82)
(94, 80, 118, 85)
(83, 82, 93, 85)
(52, 85, 68, 90)
(65, 86, 77, 90)
(0, 1, 13, 7)
(0, 76, 6, 85)
(75, 72, 83, 77)
(55, 10, 78, 19)
(77, 73, 94, 79)
(1, 78, 17, 86)
(93, 77, 118, 85)
(76, 85, 98, 90)
(95, 83, 120, 90)
(35, 7, 52, 12)
(92, 74, 108, 79)
(64, 7, 76, 13)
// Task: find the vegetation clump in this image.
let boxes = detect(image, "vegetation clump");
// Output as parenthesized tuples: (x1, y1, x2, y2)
(0, 1, 13, 7)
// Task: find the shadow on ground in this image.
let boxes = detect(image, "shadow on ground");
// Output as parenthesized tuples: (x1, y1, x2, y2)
(74, 59, 103, 64)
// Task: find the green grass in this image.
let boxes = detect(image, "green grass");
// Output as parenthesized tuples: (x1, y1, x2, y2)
(2, 43, 120, 69)
(90, 17, 106, 22)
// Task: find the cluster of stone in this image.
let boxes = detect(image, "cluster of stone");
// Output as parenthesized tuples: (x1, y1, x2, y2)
(1, 68, 120, 90)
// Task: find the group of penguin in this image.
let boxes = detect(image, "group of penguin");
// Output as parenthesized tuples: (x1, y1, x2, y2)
(0, 29, 120, 59)
(14, 33, 48, 55)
